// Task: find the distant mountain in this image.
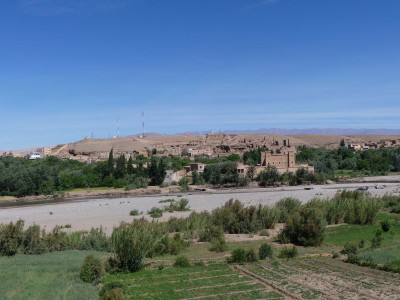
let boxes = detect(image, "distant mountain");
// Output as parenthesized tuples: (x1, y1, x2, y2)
(183, 128, 400, 135)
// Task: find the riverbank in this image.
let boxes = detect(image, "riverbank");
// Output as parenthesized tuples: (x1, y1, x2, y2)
(1, 180, 399, 234)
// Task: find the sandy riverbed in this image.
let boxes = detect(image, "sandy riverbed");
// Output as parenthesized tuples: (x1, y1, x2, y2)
(0, 182, 399, 234)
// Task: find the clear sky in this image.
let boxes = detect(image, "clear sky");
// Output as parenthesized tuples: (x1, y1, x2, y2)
(1, 0, 399, 149)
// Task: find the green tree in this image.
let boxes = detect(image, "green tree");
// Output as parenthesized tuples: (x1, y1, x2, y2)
(278, 204, 326, 247)
(108, 148, 114, 175)
(148, 157, 166, 186)
(127, 155, 134, 175)
(114, 154, 127, 179)
(257, 166, 281, 187)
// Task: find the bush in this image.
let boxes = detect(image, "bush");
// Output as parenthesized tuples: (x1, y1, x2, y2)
(327, 191, 383, 225)
(129, 209, 140, 216)
(199, 225, 225, 242)
(211, 199, 278, 234)
(228, 248, 246, 264)
(275, 197, 301, 223)
(245, 249, 258, 262)
(358, 239, 365, 249)
(174, 255, 191, 268)
(277, 204, 325, 247)
(0, 220, 24, 256)
(259, 243, 273, 260)
(111, 220, 166, 272)
(104, 288, 125, 300)
(79, 255, 104, 284)
(178, 177, 190, 192)
(380, 220, 391, 232)
(148, 207, 163, 218)
(164, 198, 190, 213)
(22, 224, 47, 255)
(257, 166, 281, 187)
(152, 233, 190, 256)
(278, 246, 298, 259)
(209, 237, 227, 253)
(99, 282, 126, 300)
(341, 242, 358, 255)
(371, 229, 383, 249)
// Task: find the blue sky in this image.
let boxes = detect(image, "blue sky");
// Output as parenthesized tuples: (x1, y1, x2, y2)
(1, 0, 399, 149)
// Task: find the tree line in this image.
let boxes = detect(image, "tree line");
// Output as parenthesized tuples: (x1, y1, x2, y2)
(1, 146, 400, 197)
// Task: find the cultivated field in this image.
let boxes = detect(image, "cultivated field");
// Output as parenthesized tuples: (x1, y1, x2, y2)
(104, 258, 400, 300)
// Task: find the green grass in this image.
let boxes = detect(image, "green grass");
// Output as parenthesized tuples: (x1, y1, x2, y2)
(324, 213, 400, 248)
(67, 187, 116, 193)
(359, 246, 400, 264)
(0, 250, 106, 300)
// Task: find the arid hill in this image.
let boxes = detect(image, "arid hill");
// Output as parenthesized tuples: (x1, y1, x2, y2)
(51, 133, 400, 162)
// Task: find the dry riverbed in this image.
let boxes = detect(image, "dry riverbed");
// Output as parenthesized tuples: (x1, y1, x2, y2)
(1, 180, 399, 234)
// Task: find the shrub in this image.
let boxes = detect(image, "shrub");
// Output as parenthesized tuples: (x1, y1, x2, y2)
(209, 237, 227, 253)
(43, 225, 69, 252)
(227, 248, 246, 264)
(211, 199, 278, 234)
(371, 229, 383, 249)
(164, 198, 190, 213)
(199, 225, 224, 242)
(257, 166, 281, 187)
(278, 246, 298, 259)
(174, 255, 191, 267)
(22, 224, 47, 255)
(129, 209, 140, 216)
(332, 251, 339, 259)
(358, 239, 365, 249)
(259, 243, 273, 260)
(275, 197, 301, 223)
(111, 220, 166, 272)
(104, 288, 125, 300)
(99, 282, 126, 300)
(342, 242, 358, 255)
(152, 233, 190, 256)
(245, 249, 258, 262)
(73, 227, 111, 252)
(148, 207, 163, 218)
(178, 177, 190, 192)
(328, 191, 383, 225)
(0, 220, 24, 256)
(278, 204, 325, 247)
(79, 255, 104, 284)
(259, 230, 269, 236)
(380, 220, 391, 232)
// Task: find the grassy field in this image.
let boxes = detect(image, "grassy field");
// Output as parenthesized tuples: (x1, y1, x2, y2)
(324, 213, 400, 248)
(0, 250, 105, 300)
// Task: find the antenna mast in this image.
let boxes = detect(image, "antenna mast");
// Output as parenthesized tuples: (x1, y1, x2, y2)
(117, 118, 120, 138)
(141, 112, 145, 138)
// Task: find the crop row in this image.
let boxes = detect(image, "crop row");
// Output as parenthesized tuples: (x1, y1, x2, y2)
(289, 258, 400, 299)
(105, 264, 283, 300)
(243, 263, 323, 299)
